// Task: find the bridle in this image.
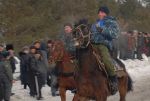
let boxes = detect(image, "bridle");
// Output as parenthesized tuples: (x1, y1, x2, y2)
(49, 44, 63, 62)
(74, 24, 91, 48)
(49, 43, 75, 62)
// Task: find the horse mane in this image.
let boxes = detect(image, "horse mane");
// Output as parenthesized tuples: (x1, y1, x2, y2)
(74, 19, 88, 28)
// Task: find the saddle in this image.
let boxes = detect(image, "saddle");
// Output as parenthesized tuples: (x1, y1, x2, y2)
(93, 51, 127, 78)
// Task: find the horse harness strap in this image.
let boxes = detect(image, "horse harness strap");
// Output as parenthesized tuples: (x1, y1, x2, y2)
(58, 72, 74, 77)
(93, 51, 108, 78)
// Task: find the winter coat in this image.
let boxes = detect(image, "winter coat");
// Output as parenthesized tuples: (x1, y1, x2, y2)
(25, 52, 34, 71)
(30, 56, 46, 75)
(118, 34, 127, 50)
(127, 34, 134, 50)
(137, 36, 144, 47)
(91, 16, 119, 50)
(61, 32, 76, 56)
(19, 51, 28, 85)
(0, 58, 13, 82)
(0, 51, 4, 62)
(9, 56, 16, 73)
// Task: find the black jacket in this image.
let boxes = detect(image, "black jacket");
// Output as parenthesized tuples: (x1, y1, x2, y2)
(9, 56, 16, 73)
(30, 56, 46, 75)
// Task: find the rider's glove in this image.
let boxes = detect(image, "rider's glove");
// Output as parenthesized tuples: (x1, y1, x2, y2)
(96, 27, 103, 33)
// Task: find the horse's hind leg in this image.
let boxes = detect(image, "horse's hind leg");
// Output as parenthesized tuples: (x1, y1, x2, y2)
(118, 76, 128, 101)
(72, 94, 87, 101)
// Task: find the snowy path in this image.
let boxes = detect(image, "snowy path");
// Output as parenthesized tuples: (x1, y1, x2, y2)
(10, 57, 150, 101)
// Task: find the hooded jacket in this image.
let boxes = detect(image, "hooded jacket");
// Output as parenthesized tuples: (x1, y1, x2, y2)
(91, 16, 119, 50)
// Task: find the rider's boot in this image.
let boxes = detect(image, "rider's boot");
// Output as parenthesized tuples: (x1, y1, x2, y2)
(108, 74, 118, 95)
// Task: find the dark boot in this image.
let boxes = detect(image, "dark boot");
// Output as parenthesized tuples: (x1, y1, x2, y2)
(108, 74, 118, 95)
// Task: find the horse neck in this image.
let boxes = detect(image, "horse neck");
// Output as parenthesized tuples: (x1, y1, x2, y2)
(76, 44, 93, 60)
(57, 47, 74, 73)
(76, 44, 98, 70)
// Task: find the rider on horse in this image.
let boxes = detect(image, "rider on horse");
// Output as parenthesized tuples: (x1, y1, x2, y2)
(91, 6, 119, 95)
(61, 23, 76, 57)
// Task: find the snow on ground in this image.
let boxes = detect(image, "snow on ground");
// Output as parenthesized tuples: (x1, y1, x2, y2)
(10, 55, 150, 101)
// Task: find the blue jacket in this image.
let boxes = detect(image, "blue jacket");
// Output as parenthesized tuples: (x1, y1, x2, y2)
(91, 16, 119, 50)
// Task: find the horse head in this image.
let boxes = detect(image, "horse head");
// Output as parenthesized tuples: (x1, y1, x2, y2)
(48, 40, 65, 67)
(73, 19, 91, 48)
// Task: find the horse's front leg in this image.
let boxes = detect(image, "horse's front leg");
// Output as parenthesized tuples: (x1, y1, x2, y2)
(59, 87, 66, 101)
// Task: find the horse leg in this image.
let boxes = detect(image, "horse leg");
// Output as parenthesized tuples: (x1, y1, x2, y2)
(59, 87, 66, 101)
(118, 76, 128, 101)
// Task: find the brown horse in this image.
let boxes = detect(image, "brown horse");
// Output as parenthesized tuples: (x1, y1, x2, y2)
(48, 40, 77, 101)
(72, 19, 133, 101)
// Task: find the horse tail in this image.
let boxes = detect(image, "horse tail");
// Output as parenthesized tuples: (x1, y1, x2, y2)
(127, 74, 133, 92)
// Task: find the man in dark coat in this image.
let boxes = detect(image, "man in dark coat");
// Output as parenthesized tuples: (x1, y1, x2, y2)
(118, 30, 127, 60)
(19, 46, 29, 89)
(30, 50, 46, 100)
(111, 36, 119, 59)
(6, 44, 16, 73)
(25, 46, 36, 97)
(137, 32, 144, 60)
(0, 51, 13, 101)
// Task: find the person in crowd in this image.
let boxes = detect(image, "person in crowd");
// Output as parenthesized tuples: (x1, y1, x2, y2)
(0, 53, 3, 101)
(147, 34, 150, 57)
(91, 6, 119, 95)
(6, 44, 16, 96)
(126, 31, 134, 59)
(142, 32, 149, 56)
(61, 23, 76, 57)
(46, 40, 52, 57)
(0, 44, 4, 62)
(118, 30, 127, 60)
(0, 51, 13, 101)
(6, 44, 16, 74)
(40, 43, 49, 86)
(19, 46, 30, 89)
(133, 30, 138, 59)
(137, 32, 144, 60)
(25, 46, 36, 97)
(34, 41, 41, 51)
(111, 36, 119, 59)
(30, 50, 46, 100)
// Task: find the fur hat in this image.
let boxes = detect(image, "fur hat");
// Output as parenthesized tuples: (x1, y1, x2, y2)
(6, 44, 14, 51)
(47, 40, 52, 44)
(3, 51, 10, 58)
(98, 6, 109, 15)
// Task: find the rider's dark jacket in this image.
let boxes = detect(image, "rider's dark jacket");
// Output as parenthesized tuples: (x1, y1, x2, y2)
(61, 32, 76, 56)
